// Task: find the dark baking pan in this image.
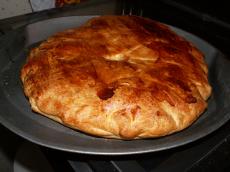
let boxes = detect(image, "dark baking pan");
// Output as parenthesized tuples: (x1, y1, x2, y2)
(0, 16, 229, 155)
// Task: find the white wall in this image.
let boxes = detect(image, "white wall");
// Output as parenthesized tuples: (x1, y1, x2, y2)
(0, 0, 32, 19)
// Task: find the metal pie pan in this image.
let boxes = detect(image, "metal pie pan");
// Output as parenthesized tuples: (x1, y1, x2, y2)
(0, 16, 230, 155)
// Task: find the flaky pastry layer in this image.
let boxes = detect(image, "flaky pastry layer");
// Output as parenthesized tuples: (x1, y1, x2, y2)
(21, 16, 212, 139)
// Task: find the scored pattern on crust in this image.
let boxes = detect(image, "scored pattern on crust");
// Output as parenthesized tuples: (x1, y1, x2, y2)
(21, 16, 212, 139)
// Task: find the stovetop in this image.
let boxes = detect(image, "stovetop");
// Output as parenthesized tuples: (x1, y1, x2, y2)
(40, 120, 230, 172)
(0, 0, 230, 172)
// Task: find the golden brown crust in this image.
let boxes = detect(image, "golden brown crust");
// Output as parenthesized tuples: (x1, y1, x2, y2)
(21, 16, 212, 139)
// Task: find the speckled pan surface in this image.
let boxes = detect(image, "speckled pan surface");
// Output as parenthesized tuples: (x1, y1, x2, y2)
(0, 16, 229, 155)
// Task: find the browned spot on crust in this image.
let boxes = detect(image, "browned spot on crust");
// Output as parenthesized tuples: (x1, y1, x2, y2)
(185, 95, 197, 103)
(97, 87, 114, 100)
(130, 105, 141, 121)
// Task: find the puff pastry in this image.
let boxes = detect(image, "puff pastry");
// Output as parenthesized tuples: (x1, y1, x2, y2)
(21, 16, 212, 139)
